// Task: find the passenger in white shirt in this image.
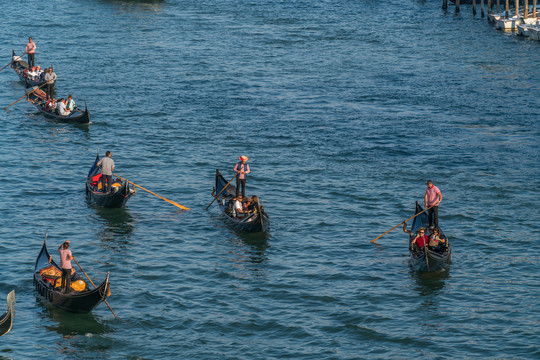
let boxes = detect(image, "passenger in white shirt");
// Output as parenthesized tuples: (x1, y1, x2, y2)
(233, 196, 245, 217)
(56, 98, 70, 116)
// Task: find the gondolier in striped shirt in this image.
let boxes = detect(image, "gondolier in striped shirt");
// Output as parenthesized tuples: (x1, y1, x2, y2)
(97, 151, 115, 193)
(424, 180, 442, 229)
(25, 37, 36, 69)
(233, 155, 250, 198)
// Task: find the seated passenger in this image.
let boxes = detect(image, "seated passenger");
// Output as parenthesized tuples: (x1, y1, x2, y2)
(56, 98, 70, 116)
(429, 228, 445, 251)
(27, 66, 37, 80)
(35, 66, 43, 79)
(66, 94, 76, 112)
(249, 195, 259, 213)
(46, 99, 56, 112)
(411, 228, 429, 249)
(242, 197, 252, 213)
(233, 196, 245, 217)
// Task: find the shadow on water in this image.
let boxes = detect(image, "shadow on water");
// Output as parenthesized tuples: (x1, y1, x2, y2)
(410, 268, 450, 297)
(37, 300, 113, 337)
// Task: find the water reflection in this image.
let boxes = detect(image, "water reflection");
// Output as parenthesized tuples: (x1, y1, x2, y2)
(38, 301, 112, 337)
(410, 268, 450, 298)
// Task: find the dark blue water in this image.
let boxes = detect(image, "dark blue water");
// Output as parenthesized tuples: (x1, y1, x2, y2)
(0, 0, 539, 358)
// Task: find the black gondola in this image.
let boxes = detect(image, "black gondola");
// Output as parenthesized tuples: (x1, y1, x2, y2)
(0, 291, 15, 336)
(86, 153, 135, 208)
(34, 239, 111, 313)
(10, 50, 52, 87)
(25, 86, 90, 124)
(408, 202, 451, 271)
(213, 169, 269, 233)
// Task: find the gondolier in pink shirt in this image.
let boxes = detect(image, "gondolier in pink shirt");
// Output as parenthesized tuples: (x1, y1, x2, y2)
(58, 241, 74, 293)
(25, 37, 36, 69)
(233, 155, 250, 198)
(424, 180, 443, 229)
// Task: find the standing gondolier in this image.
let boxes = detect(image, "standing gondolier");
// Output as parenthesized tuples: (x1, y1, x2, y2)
(58, 241, 74, 293)
(424, 180, 443, 229)
(25, 37, 36, 68)
(233, 155, 250, 198)
(97, 151, 115, 193)
(43, 67, 56, 101)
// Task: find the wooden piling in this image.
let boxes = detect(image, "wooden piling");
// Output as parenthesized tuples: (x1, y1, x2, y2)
(456, 0, 461, 13)
(497, 0, 501, 13)
(473, 0, 477, 14)
(488, 0, 492, 13)
(515, 0, 519, 16)
(481, 0, 485, 16)
(443, 0, 448, 10)
(524, 0, 528, 18)
(505, 0, 509, 18)
(533, 0, 537, 18)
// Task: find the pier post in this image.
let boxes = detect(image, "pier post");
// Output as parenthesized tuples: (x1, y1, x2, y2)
(488, 0, 492, 13)
(524, 0, 528, 18)
(505, 0, 509, 18)
(456, 0, 461, 13)
(515, 0, 519, 16)
(443, 0, 448, 10)
(473, 0, 477, 15)
(533, 0, 537, 18)
(481, 0, 485, 16)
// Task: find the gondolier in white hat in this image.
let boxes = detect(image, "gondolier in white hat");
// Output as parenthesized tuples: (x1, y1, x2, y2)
(233, 155, 250, 198)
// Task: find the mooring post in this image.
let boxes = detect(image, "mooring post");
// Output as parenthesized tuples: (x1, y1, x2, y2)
(524, 0, 529, 18)
(443, 0, 448, 10)
(515, 0, 519, 16)
(533, 0, 537, 18)
(505, 0, 509, 18)
(488, 0, 492, 13)
(481, 0, 485, 16)
(473, 0, 477, 14)
(456, 0, 461, 13)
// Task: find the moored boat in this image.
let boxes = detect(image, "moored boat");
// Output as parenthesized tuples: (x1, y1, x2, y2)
(529, 23, 540, 39)
(407, 202, 451, 272)
(25, 86, 90, 124)
(86, 154, 135, 208)
(0, 291, 15, 336)
(213, 169, 269, 233)
(496, 15, 523, 30)
(11, 50, 52, 87)
(34, 239, 111, 313)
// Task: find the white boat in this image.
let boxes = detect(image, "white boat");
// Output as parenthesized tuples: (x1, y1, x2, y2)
(488, 12, 503, 22)
(529, 24, 540, 40)
(496, 15, 522, 30)
(517, 19, 539, 36)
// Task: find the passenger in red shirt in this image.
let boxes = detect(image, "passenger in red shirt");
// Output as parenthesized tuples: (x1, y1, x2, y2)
(411, 228, 429, 248)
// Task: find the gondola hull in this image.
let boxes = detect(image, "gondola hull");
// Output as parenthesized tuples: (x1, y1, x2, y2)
(25, 87, 90, 124)
(0, 291, 15, 336)
(408, 202, 451, 271)
(11, 50, 51, 87)
(86, 154, 135, 208)
(214, 169, 269, 233)
(34, 240, 110, 314)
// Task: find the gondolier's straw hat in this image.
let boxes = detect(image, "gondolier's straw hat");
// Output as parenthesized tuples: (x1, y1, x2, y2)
(239, 156, 248, 161)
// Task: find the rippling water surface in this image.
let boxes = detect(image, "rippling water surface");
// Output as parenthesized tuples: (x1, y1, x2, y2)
(0, 0, 539, 358)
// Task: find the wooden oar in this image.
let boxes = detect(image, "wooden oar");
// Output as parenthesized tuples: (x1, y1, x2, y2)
(73, 257, 117, 319)
(4, 82, 48, 110)
(205, 172, 239, 210)
(112, 173, 190, 210)
(370, 205, 435, 244)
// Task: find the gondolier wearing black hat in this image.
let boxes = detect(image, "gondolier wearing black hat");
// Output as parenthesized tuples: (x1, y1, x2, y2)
(58, 241, 74, 293)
